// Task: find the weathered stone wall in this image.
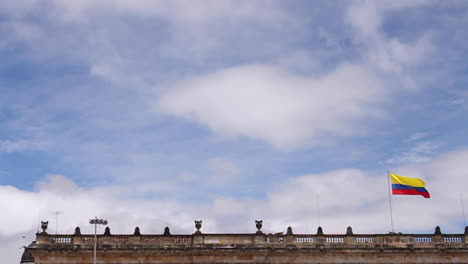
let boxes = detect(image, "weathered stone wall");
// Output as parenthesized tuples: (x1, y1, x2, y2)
(32, 247, 468, 264)
(27, 226, 468, 264)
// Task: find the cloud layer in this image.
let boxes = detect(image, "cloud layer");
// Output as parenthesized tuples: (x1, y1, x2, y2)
(3, 149, 468, 262)
(159, 64, 386, 149)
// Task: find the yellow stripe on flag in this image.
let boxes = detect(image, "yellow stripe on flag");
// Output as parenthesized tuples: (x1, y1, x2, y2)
(390, 173, 426, 188)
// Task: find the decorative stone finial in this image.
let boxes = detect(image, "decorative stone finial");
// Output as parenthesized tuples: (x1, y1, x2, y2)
(74, 227, 81, 236)
(255, 220, 263, 234)
(41, 221, 48, 233)
(317, 226, 323, 235)
(287, 226, 293, 235)
(434, 226, 441, 235)
(164, 226, 171, 236)
(104, 226, 111, 236)
(134, 227, 141, 236)
(195, 220, 202, 234)
(346, 226, 353, 235)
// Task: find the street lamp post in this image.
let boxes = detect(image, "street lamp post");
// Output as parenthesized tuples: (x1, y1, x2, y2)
(89, 217, 108, 264)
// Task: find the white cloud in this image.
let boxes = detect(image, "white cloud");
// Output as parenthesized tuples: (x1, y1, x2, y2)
(30, 0, 284, 25)
(0, 232, 30, 264)
(348, 0, 430, 39)
(208, 150, 468, 234)
(0, 0, 39, 18)
(158, 64, 386, 149)
(405, 132, 430, 142)
(0, 0, 289, 87)
(0, 176, 190, 238)
(209, 158, 240, 181)
(212, 197, 244, 217)
(0, 21, 43, 47)
(348, 0, 434, 89)
(36, 175, 79, 196)
(0, 139, 49, 153)
(0, 0, 437, 140)
(386, 141, 440, 165)
(113, 0, 283, 24)
(366, 35, 434, 75)
(150, 1, 438, 151)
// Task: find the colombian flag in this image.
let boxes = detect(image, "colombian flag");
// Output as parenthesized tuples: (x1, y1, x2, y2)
(390, 173, 430, 198)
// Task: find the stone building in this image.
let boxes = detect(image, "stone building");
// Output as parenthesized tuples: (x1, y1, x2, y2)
(21, 220, 468, 264)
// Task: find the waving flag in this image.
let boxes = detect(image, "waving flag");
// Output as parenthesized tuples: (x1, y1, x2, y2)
(390, 173, 430, 198)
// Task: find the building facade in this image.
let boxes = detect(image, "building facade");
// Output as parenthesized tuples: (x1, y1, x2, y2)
(22, 221, 468, 264)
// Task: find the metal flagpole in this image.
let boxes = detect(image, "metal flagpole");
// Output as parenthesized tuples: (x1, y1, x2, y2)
(94, 218, 97, 264)
(387, 171, 395, 233)
(317, 193, 321, 227)
(37, 209, 40, 233)
(50, 211, 64, 234)
(461, 194, 466, 227)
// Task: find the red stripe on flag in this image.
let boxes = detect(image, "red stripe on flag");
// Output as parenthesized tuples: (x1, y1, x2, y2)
(392, 189, 430, 198)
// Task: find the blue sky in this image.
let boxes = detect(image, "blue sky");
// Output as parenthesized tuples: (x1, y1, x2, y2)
(1, 1, 468, 262)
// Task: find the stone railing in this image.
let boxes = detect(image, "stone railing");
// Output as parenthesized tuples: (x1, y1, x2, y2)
(35, 225, 468, 250)
(42, 234, 194, 247)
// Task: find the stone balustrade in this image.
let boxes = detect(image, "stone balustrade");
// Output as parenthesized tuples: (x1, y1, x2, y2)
(26, 223, 468, 264)
(35, 227, 468, 250)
